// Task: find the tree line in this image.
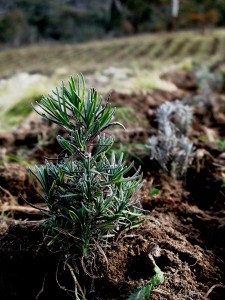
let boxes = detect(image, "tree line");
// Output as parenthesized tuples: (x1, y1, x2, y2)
(0, 0, 224, 47)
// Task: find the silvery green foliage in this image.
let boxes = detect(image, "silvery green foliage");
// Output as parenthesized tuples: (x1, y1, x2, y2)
(31, 75, 143, 264)
(183, 94, 208, 108)
(147, 101, 194, 178)
(157, 100, 193, 135)
(183, 66, 223, 110)
(194, 65, 223, 93)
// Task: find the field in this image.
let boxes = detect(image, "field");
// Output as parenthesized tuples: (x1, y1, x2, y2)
(0, 30, 225, 78)
(0, 29, 225, 130)
(0, 30, 225, 299)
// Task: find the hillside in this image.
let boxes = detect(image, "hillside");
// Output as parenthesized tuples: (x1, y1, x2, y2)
(0, 29, 225, 130)
(0, 30, 225, 79)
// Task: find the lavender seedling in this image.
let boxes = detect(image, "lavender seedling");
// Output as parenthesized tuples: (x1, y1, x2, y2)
(157, 100, 193, 135)
(147, 100, 194, 178)
(30, 74, 143, 299)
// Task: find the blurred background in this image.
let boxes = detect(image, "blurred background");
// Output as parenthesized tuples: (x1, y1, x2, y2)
(0, 0, 225, 131)
(1, 0, 225, 45)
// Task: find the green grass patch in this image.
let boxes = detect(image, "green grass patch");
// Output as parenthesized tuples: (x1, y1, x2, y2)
(115, 106, 147, 128)
(0, 89, 44, 130)
(6, 93, 42, 117)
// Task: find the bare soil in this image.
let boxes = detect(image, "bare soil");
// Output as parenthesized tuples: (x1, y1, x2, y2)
(0, 69, 225, 299)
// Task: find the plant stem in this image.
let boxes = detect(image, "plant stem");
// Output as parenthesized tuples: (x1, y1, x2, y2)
(66, 262, 87, 300)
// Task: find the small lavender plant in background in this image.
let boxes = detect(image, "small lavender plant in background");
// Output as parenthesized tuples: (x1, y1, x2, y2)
(147, 100, 194, 178)
(183, 65, 223, 112)
(157, 100, 193, 135)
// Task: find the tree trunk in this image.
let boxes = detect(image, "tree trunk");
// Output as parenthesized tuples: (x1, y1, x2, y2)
(171, 0, 179, 31)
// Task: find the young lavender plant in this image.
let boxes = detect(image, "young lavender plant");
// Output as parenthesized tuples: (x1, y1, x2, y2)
(147, 100, 194, 178)
(30, 74, 143, 299)
(157, 100, 193, 135)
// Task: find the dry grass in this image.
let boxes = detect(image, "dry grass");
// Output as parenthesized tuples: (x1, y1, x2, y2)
(0, 29, 224, 131)
(0, 29, 224, 79)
